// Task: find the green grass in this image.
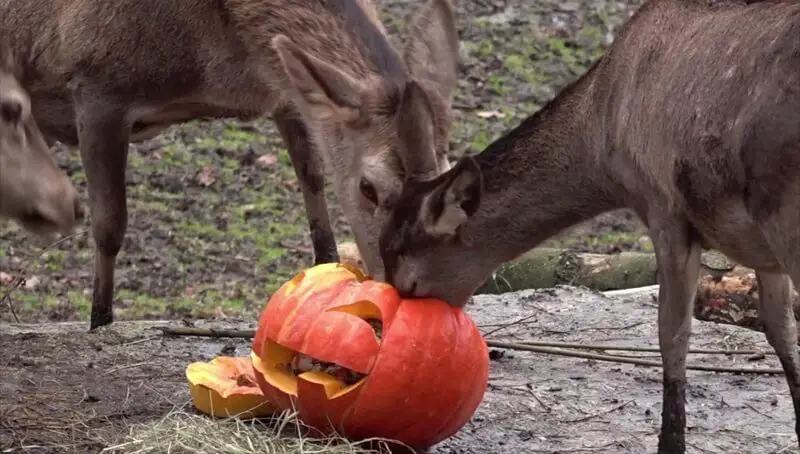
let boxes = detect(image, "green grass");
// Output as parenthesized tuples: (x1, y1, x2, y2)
(0, 0, 644, 325)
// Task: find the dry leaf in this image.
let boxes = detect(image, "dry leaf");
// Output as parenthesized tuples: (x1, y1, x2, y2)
(24, 276, 40, 290)
(0, 272, 13, 285)
(196, 166, 216, 186)
(255, 154, 278, 168)
(281, 180, 299, 190)
(215, 307, 228, 319)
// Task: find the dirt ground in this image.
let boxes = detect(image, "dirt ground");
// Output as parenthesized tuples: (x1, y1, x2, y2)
(0, 0, 648, 324)
(1, 287, 796, 454)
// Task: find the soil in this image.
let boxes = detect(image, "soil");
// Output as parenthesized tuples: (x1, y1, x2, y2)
(2, 287, 796, 453)
(0, 0, 648, 324)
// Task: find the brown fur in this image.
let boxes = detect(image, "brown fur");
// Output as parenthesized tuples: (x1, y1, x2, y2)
(0, 0, 460, 328)
(378, 0, 800, 452)
(0, 49, 82, 237)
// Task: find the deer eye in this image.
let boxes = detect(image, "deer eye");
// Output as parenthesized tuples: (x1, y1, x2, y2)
(359, 177, 378, 205)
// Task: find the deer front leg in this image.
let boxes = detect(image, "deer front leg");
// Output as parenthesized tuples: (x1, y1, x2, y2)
(273, 108, 338, 264)
(754, 271, 800, 447)
(73, 90, 130, 330)
(650, 220, 701, 454)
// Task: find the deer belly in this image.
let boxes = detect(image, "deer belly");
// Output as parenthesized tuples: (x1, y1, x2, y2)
(688, 201, 781, 272)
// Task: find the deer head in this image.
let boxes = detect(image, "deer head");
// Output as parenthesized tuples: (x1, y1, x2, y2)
(0, 53, 83, 238)
(273, 0, 459, 279)
(379, 156, 484, 304)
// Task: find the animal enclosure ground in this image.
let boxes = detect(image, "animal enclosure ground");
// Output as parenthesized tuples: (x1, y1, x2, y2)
(1, 287, 796, 453)
(0, 0, 649, 324)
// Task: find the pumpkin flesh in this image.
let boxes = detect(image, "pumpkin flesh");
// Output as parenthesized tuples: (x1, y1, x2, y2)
(186, 356, 276, 419)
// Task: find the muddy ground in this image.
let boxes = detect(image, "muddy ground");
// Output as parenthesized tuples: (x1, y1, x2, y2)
(2, 287, 796, 453)
(0, 0, 649, 324)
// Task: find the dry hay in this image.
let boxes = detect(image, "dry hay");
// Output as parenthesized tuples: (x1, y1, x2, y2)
(102, 406, 401, 454)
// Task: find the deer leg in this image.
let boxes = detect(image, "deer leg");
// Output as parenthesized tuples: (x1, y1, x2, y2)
(73, 94, 130, 330)
(273, 108, 338, 264)
(753, 270, 800, 446)
(649, 220, 701, 454)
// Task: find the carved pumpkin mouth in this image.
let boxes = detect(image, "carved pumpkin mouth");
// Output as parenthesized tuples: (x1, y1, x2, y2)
(251, 304, 385, 400)
(285, 318, 383, 385)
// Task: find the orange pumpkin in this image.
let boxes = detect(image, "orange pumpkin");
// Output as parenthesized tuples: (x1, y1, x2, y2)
(250, 263, 489, 450)
(186, 356, 276, 419)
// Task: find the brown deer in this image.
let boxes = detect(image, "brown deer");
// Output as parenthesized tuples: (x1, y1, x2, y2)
(0, 0, 460, 329)
(0, 52, 82, 237)
(378, 0, 800, 452)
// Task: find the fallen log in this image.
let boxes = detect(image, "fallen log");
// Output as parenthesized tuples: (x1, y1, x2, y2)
(694, 271, 800, 335)
(475, 248, 658, 294)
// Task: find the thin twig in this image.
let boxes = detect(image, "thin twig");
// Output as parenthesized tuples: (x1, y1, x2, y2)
(158, 326, 256, 338)
(515, 340, 775, 357)
(561, 400, 633, 423)
(102, 362, 151, 376)
(1, 229, 87, 322)
(541, 322, 646, 335)
(2, 279, 20, 322)
(525, 383, 552, 412)
(157, 326, 785, 375)
(486, 341, 785, 375)
(481, 312, 541, 337)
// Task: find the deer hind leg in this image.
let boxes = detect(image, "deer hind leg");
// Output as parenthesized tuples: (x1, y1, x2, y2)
(649, 218, 702, 454)
(72, 88, 131, 330)
(273, 107, 338, 265)
(752, 270, 800, 446)
(752, 205, 800, 447)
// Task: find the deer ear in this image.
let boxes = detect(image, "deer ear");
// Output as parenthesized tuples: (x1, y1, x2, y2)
(272, 35, 365, 123)
(419, 156, 482, 239)
(403, 0, 460, 101)
(397, 80, 439, 179)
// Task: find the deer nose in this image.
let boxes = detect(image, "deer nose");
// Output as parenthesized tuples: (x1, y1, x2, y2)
(397, 280, 418, 298)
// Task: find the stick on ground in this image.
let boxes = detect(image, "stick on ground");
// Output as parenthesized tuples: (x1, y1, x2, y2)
(159, 326, 784, 375)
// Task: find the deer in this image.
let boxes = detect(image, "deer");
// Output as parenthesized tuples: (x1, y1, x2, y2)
(377, 0, 800, 452)
(0, 51, 83, 238)
(0, 0, 460, 330)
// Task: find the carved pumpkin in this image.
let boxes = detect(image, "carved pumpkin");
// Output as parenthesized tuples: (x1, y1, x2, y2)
(250, 263, 489, 449)
(186, 356, 276, 419)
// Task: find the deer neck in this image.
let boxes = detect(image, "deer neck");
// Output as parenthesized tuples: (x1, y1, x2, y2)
(464, 66, 622, 266)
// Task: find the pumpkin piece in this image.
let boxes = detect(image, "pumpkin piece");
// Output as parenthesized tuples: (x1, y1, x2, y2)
(250, 263, 489, 450)
(186, 356, 276, 419)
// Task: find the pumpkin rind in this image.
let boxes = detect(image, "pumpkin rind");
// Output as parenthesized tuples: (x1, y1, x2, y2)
(251, 263, 489, 449)
(328, 298, 489, 447)
(186, 356, 276, 419)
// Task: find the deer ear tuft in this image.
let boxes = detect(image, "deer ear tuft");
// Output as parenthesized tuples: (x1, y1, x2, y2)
(418, 156, 482, 238)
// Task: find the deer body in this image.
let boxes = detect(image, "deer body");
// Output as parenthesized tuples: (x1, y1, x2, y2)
(379, 1, 800, 452)
(0, 0, 459, 329)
